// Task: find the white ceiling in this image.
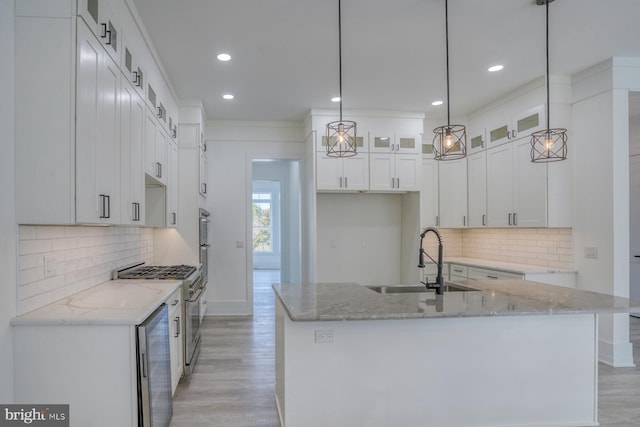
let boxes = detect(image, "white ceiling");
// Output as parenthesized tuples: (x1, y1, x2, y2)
(131, 0, 640, 123)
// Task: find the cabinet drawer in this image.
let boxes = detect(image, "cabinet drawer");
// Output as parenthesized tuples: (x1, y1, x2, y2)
(467, 267, 523, 281)
(449, 264, 468, 278)
(167, 288, 182, 315)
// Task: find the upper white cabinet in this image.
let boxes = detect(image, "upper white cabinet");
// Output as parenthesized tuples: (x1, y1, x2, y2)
(468, 125, 487, 154)
(438, 158, 468, 228)
(75, 22, 121, 224)
(369, 153, 420, 192)
(199, 134, 208, 198)
(369, 131, 421, 154)
(316, 133, 367, 153)
(420, 156, 439, 228)
(77, 0, 122, 67)
(487, 105, 545, 148)
(486, 139, 547, 227)
(166, 140, 178, 227)
(15, 0, 179, 226)
(120, 80, 145, 225)
(317, 153, 369, 191)
(467, 151, 487, 227)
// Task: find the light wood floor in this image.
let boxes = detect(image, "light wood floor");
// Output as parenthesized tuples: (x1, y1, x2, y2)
(170, 270, 640, 427)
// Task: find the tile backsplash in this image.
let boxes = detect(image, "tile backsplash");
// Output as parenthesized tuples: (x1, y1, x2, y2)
(18, 225, 154, 314)
(422, 228, 573, 269)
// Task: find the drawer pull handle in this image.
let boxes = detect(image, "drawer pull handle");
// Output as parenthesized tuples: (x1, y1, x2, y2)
(487, 275, 499, 279)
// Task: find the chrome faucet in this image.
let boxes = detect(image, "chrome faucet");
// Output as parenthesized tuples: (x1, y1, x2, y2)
(418, 227, 444, 295)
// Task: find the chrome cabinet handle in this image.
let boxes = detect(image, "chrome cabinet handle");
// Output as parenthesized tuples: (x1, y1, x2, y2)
(174, 317, 180, 337)
(513, 213, 518, 226)
(171, 212, 177, 225)
(339, 176, 343, 188)
(508, 213, 512, 226)
(156, 162, 162, 178)
(482, 214, 486, 226)
(202, 183, 207, 194)
(344, 177, 348, 188)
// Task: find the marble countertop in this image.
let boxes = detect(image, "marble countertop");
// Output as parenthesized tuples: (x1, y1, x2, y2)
(11, 280, 182, 326)
(444, 257, 577, 274)
(272, 280, 640, 322)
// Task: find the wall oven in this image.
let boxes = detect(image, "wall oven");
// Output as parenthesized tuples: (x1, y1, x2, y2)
(115, 263, 204, 376)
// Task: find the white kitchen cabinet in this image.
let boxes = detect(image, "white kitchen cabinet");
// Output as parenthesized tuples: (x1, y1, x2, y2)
(167, 287, 183, 395)
(369, 153, 420, 192)
(166, 140, 179, 227)
(316, 133, 367, 153)
(120, 80, 145, 225)
(449, 264, 468, 281)
(487, 139, 547, 227)
(467, 266, 524, 281)
(467, 151, 487, 227)
(316, 153, 369, 191)
(122, 39, 145, 99)
(447, 260, 576, 288)
(487, 105, 546, 148)
(75, 21, 121, 224)
(438, 158, 468, 228)
(145, 109, 168, 185)
(77, 0, 121, 67)
(199, 134, 208, 198)
(369, 131, 421, 154)
(468, 125, 487, 154)
(420, 158, 439, 228)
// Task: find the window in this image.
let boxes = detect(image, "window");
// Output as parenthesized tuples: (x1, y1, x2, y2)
(252, 192, 273, 252)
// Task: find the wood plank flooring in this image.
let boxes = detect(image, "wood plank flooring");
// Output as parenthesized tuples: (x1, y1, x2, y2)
(170, 270, 640, 427)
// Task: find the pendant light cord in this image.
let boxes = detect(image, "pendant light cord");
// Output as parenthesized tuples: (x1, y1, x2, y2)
(338, 0, 343, 121)
(445, 0, 450, 126)
(545, 0, 550, 130)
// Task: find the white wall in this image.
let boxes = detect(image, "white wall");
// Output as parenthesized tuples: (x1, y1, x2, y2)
(206, 121, 306, 315)
(572, 58, 640, 366)
(0, 0, 16, 402)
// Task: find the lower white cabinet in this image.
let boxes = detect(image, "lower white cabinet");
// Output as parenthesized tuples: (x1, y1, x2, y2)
(168, 288, 183, 395)
(316, 153, 369, 191)
(447, 262, 576, 287)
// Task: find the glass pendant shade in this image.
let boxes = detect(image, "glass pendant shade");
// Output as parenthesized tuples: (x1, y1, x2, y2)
(433, 124, 466, 161)
(326, 120, 358, 157)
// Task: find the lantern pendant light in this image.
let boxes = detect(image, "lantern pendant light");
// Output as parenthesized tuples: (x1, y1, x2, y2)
(326, 0, 357, 158)
(433, 0, 466, 161)
(530, 0, 567, 162)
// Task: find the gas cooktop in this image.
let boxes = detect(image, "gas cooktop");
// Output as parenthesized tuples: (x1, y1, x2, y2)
(117, 264, 197, 280)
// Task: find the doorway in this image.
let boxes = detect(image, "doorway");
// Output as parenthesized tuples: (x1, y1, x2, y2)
(251, 159, 302, 315)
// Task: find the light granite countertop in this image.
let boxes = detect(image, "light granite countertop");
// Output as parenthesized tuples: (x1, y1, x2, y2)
(444, 257, 577, 274)
(272, 280, 640, 322)
(11, 279, 182, 326)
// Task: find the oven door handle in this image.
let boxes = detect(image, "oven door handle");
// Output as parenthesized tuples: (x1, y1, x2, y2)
(189, 287, 204, 303)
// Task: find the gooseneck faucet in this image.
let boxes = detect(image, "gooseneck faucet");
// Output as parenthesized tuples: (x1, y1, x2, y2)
(418, 227, 444, 295)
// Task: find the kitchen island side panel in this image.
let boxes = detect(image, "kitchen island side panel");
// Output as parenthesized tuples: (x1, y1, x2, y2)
(13, 325, 138, 427)
(277, 311, 598, 427)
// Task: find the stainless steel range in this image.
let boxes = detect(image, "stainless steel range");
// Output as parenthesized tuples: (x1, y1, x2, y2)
(114, 263, 205, 376)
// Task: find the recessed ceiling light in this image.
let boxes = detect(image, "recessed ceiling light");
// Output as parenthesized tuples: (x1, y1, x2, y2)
(222, 94, 234, 100)
(488, 65, 504, 72)
(217, 53, 231, 62)
(331, 97, 341, 102)
(431, 100, 443, 106)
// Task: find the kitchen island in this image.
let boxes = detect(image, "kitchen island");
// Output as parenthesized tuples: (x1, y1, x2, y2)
(273, 280, 640, 427)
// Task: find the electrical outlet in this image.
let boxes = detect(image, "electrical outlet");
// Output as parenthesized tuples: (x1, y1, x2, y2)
(315, 330, 334, 344)
(584, 246, 598, 259)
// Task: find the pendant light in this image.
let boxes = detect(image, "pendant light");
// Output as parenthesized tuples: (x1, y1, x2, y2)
(326, 0, 357, 158)
(433, 0, 466, 161)
(530, 0, 567, 162)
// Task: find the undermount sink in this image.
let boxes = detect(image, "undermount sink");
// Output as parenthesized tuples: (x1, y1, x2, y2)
(366, 283, 479, 294)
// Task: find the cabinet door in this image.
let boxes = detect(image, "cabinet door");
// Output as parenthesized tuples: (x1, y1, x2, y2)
(486, 118, 514, 148)
(395, 154, 420, 191)
(167, 140, 178, 227)
(468, 126, 486, 153)
(369, 131, 395, 153)
(199, 143, 208, 198)
(467, 151, 487, 227)
(342, 154, 369, 191)
(316, 154, 343, 190)
(76, 23, 120, 224)
(155, 126, 169, 185)
(438, 158, 467, 228)
(78, 0, 121, 67)
(420, 159, 439, 228)
(486, 144, 514, 227)
(514, 140, 547, 227)
(369, 153, 395, 190)
(120, 81, 145, 225)
(513, 105, 545, 139)
(396, 134, 422, 154)
(145, 112, 160, 180)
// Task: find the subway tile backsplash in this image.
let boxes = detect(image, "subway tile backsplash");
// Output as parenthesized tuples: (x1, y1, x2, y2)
(18, 225, 154, 314)
(422, 228, 573, 269)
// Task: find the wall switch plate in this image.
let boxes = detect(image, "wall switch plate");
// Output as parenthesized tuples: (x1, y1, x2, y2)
(236, 240, 244, 248)
(584, 246, 598, 259)
(315, 330, 334, 344)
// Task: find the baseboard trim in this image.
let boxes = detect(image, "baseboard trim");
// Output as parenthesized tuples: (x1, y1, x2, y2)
(599, 338, 636, 367)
